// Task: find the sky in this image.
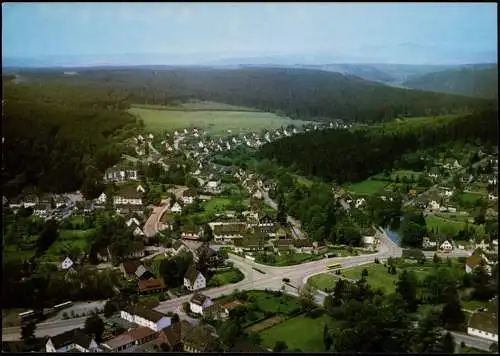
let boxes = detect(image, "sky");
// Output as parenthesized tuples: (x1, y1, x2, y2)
(2, 2, 498, 65)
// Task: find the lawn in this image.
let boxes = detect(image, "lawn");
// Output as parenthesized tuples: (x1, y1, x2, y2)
(259, 314, 335, 352)
(459, 192, 485, 205)
(202, 197, 233, 214)
(426, 215, 466, 236)
(43, 228, 96, 260)
(207, 268, 244, 287)
(273, 253, 324, 266)
(246, 291, 300, 315)
(391, 170, 423, 180)
(346, 179, 388, 196)
(308, 273, 338, 292)
(128, 103, 314, 136)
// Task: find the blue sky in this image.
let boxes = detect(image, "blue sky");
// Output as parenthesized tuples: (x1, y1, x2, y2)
(2, 2, 497, 64)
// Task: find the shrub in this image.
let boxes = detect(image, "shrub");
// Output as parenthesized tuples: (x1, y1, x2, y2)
(306, 308, 324, 319)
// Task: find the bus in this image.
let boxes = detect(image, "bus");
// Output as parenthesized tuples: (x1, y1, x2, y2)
(53, 301, 72, 311)
(326, 263, 341, 270)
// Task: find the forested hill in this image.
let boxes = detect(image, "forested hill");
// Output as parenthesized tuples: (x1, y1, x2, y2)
(403, 65, 498, 99)
(2, 78, 140, 197)
(258, 107, 498, 184)
(14, 67, 492, 123)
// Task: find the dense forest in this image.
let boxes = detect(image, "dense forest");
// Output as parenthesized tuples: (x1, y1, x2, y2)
(258, 107, 498, 184)
(2, 77, 140, 197)
(13, 67, 492, 123)
(403, 65, 498, 100)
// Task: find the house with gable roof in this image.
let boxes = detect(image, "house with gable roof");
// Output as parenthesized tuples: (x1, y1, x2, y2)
(183, 266, 206, 291)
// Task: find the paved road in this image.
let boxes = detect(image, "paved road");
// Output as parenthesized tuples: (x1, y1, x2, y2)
(142, 186, 189, 237)
(450, 331, 496, 352)
(260, 189, 307, 240)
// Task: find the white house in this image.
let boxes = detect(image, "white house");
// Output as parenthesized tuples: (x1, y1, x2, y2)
(96, 193, 107, 205)
(189, 293, 213, 315)
(136, 184, 146, 193)
(182, 196, 194, 205)
(205, 181, 221, 194)
(467, 299, 498, 342)
(126, 217, 141, 228)
(184, 267, 206, 291)
(428, 200, 440, 211)
(439, 240, 453, 252)
(489, 194, 498, 201)
(422, 237, 437, 249)
(355, 198, 366, 209)
(46, 329, 100, 353)
(120, 305, 171, 332)
(133, 226, 145, 236)
(61, 257, 74, 270)
(447, 207, 457, 213)
(171, 202, 183, 213)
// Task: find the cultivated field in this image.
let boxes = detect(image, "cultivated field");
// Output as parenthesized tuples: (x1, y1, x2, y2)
(128, 102, 314, 136)
(245, 315, 282, 333)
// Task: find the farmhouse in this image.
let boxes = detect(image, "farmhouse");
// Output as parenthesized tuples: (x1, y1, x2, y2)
(183, 266, 206, 291)
(45, 328, 100, 353)
(189, 293, 213, 315)
(101, 326, 157, 352)
(138, 278, 165, 295)
(182, 325, 218, 353)
(156, 320, 193, 352)
(120, 261, 155, 280)
(210, 222, 247, 243)
(467, 299, 498, 342)
(120, 305, 171, 332)
(114, 186, 145, 206)
(233, 235, 266, 253)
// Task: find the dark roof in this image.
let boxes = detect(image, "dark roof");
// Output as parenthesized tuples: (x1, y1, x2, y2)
(293, 240, 313, 248)
(213, 223, 246, 235)
(190, 293, 210, 306)
(116, 186, 144, 199)
(172, 240, 184, 250)
(122, 305, 168, 323)
(122, 260, 141, 275)
(196, 244, 217, 257)
(157, 320, 193, 348)
(182, 325, 218, 352)
(138, 278, 165, 292)
(184, 266, 202, 284)
(48, 328, 92, 350)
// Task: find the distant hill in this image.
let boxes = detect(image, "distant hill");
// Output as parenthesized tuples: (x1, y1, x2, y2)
(403, 65, 498, 99)
(14, 66, 492, 123)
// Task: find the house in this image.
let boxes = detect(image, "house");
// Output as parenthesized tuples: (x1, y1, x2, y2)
(8, 197, 23, 209)
(467, 299, 498, 342)
(189, 293, 213, 315)
(126, 241, 146, 259)
(205, 299, 246, 320)
(422, 237, 437, 249)
(96, 192, 107, 205)
(60, 257, 74, 270)
(427, 200, 440, 212)
(120, 305, 171, 332)
(439, 240, 453, 252)
(193, 244, 218, 264)
(120, 261, 155, 280)
(355, 198, 366, 209)
(113, 186, 145, 206)
(312, 241, 328, 255)
(291, 239, 314, 254)
(488, 193, 498, 201)
(182, 325, 219, 353)
(181, 230, 201, 241)
(362, 236, 375, 247)
(126, 217, 141, 228)
(465, 248, 495, 275)
(233, 235, 266, 253)
(182, 240, 204, 254)
(103, 163, 139, 183)
(182, 196, 194, 205)
(204, 180, 221, 194)
(23, 195, 38, 208)
(183, 266, 206, 291)
(168, 240, 188, 256)
(138, 278, 165, 295)
(45, 328, 100, 352)
(101, 326, 157, 352)
(133, 226, 145, 237)
(33, 203, 51, 217)
(156, 320, 193, 352)
(210, 222, 246, 243)
(273, 239, 294, 255)
(171, 202, 183, 213)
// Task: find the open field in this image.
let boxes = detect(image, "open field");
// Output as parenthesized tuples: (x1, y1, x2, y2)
(129, 103, 314, 136)
(308, 273, 338, 291)
(426, 215, 468, 236)
(247, 291, 300, 315)
(459, 192, 485, 205)
(259, 314, 334, 352)
(44, 229, 95, 259)
(202, 197, 233, 214)
(346, 179, 388, 196)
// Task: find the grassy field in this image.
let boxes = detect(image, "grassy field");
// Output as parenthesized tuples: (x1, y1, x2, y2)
(390, 170, 423, 180)
(43, 229, 95, 259)
(346, 179, 388, 196)
(207, 268, 244, 287)
(308, 273, 338, 291)
(259, 314, 335, 352)
(129, 102, 314, 136)
(246, 291, 300, 315)
(426, 215, 467, 236)
(202, 197, 233, 214)
(459, 192, 485, 205)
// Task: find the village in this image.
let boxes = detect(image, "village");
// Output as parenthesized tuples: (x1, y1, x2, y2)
(3, 123, 498, 353)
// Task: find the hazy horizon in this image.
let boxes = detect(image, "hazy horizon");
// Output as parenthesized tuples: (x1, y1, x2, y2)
(2, 3, 498, 67)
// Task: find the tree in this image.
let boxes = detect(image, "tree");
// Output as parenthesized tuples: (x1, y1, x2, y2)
(490, 343, 498, 353)
(298, 285, 316, 312)
(218, 320, 242, 348)
(437, 332, 455, 353)
(84, 314, 105, 342)
(441, 286, 466, 331)
(21, 321, 36, 346)
(323, 324, 333, 351)
(103, 300, 118, 318)
(411, 308, 446, 353)
(160, 343, 171, 352)
(396, 269, 418, 311)
(273, 341, 288, 352)
(361, 268, 369, 280)
(202, 224, 214, 242)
